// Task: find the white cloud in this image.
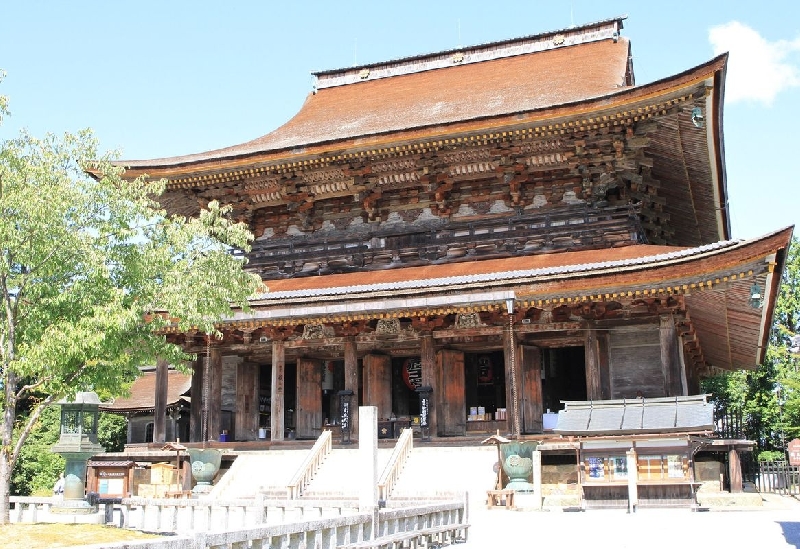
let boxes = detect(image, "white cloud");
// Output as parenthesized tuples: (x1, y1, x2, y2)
(709, 21, 800, 105)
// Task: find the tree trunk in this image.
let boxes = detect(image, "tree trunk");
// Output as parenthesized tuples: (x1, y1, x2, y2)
(0, 448, 11, 524)
(0, 369, 18, 524)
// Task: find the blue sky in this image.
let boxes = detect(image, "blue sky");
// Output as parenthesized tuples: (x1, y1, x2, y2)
(1, 1, 798, 240)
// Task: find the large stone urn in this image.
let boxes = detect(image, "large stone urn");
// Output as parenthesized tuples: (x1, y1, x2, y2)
(500, 441, 538, 492)
(188, 448, 222, 494)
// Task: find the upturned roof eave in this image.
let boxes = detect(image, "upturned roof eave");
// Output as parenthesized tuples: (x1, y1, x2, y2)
(114, 54, 728, 180)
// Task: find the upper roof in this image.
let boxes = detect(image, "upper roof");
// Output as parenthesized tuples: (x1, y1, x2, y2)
(118, 17, 631, 170)
(100, 369, 191, 413)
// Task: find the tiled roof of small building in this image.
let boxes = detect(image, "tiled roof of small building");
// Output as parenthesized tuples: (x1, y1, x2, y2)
(100, 369, 191, 413)
(554, 395, 714, 435)
(120, 19, 630, 169)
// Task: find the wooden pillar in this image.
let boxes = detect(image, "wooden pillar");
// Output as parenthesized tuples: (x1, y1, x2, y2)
(597, 332, 611, 400)
(344, 337, 359, 440)
(363, 354, 392, 419)
(271, 340, 285, 442)
(503, 326, 521, 437)
(189, 357, 203, 443)
(153, 358, 169, 444)
(208, 346, 223, 441)
(585, 324, 602, 400)
(660, 315, 683, 396)
(297, 358, 323, 439)
(436, 350, 466, 436)
(235, 361, 260, 441)
(521, 345, 543, 433)
(627, 448, 639, 512)
(728, 448, 743, 493)
(421, 333, 437, 436)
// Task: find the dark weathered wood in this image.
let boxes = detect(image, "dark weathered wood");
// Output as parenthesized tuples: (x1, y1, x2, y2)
(597, 331, 611, 400)
(436, 349, 466, 436)
(271, 339, 285, 442)
(235, 361, 259, 441)
(189, 357, 203, 442)
(608, 326, 662, 398)
(208, 346, 223, 441)
(362, 354, 392, 419)
(584, 326, 601, 401)
(660, 315, 683, 396)
(503, 326, 521, 437)
(344, 337, 359, 440)
(521, 345, 543, 433)
(296, 358, 323, 438)
(421, 333, 437, 436)
(729, 449, 743, 493)
(153, 358, 169, 443)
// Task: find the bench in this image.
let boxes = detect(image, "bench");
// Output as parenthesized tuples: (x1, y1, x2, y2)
(337, 523, 470, 549)
(486, 489, 515, 509)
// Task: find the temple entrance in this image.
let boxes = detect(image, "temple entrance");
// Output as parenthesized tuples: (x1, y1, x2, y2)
(541, 346, 587, 414)
(465, 351, 506, 424)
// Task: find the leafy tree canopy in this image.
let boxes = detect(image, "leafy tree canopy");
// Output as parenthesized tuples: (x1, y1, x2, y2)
(0, 81, 262, 520)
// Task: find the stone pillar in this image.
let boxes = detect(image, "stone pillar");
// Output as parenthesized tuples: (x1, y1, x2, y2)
(189, 356, 203, 442)
(728, 448, 743, 493)
(420, 333, 437, 437)
(271, 340, 285, 442)
(626, 448, 638, 513)
(532, 449, 543, 510)
(208, 346, 223, 441)
(344, 338, 359, 440)
(359, 406, 379, 512)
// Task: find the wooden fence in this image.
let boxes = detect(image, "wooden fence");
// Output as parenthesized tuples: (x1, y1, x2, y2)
(755, 461, 800, 496)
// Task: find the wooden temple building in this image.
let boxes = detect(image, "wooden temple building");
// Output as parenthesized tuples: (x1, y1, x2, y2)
(115, 16, 792, 493)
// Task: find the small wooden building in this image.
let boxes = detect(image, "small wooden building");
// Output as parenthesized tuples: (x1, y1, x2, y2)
(112, 17, 792, 461)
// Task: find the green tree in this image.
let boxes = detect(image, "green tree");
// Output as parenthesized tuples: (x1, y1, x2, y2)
(0, 108, 262, 519)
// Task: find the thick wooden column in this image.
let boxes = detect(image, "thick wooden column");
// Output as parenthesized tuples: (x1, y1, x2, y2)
(660, 315, 683, 396)
(420, 333, 437, 436)
(297, 358, 323, 438)
(271, 340, 285, 442)
(189, 357, 203, 442)
(520, 345, 543, 434)
(585, 325, 602, 400)
(235, 361, 260, 441)
(208, 346, 223, 441)
(344, 337, 359, 440)
(153, 358, 169, 444)
(729, 449, 743, 493)
(436, 349, 466, 436)
(503, 326, 521, 437)
(597, 332, 611, 400)
(363, 354, 392, 419)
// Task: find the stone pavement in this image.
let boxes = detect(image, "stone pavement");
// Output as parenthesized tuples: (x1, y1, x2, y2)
(463, 494, 800, 548)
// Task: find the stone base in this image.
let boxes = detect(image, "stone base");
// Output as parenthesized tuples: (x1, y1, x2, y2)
(696, 491, 763, 508)
(50, 500, 99, 515)
(543, 493, 582, 509)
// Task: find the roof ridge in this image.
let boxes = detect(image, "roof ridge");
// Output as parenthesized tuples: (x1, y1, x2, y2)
(313, 16, 627, 90)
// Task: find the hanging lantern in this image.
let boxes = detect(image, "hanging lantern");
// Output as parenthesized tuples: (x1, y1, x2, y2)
(749, 283, 763, 309)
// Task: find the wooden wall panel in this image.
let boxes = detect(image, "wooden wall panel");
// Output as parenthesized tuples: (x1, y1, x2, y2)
(189, 357, 203, 442)
(436, 350, 466, 436)
(363, 354, 392, 419)
(521, 345, 543, 433)
(296, 358, 322, 439)
(235, 362, 260, 441)
(609, 325, 664, 398)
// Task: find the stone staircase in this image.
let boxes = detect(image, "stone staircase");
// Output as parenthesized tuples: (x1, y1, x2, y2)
(211, 441, 497, 505)
(300, 448, 394, 499)
(210, 449, 309, 500)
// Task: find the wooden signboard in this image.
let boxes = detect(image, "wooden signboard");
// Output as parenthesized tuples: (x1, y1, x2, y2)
(788, 439, 800, 466)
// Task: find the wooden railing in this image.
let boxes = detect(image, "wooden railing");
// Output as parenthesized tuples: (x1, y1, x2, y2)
(756, 461, 800, 496)
(378, 428, 413, 501)
(287, 429, 333, 499)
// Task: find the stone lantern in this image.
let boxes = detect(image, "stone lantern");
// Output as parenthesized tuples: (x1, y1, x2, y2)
(51, 391, 105, 512)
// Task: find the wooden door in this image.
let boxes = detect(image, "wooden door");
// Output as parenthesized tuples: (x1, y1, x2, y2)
(235, 361, 260, 441)
(521, 345, 543, 433)
(296, 358, 322, 438)
(436, 350, 466, 436)
(363, 354, 392, 419)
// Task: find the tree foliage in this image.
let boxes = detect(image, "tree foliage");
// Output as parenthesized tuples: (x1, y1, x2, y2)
(703, 237, 800, 459)
(0, 114, 262, 520)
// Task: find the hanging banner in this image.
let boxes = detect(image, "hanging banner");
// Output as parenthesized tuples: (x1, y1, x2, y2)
(402, 358, 422, 390)
(321, 361, 335, 392)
